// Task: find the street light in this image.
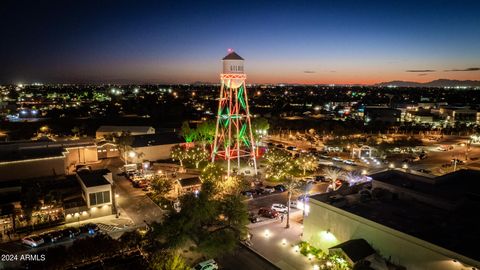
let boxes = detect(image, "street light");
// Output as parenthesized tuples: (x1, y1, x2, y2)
(389, 163, 395, 169)
(128, 151, 136, 158)
(264, 229, 270, 238)
(402, 163, 408, 169)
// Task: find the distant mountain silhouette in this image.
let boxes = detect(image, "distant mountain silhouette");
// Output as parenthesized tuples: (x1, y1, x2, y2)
(377, 79, 480, 87)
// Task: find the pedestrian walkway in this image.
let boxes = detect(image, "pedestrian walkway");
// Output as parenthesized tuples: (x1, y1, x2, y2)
(248, 212, 315, 270)
(97, 223, 124, 233)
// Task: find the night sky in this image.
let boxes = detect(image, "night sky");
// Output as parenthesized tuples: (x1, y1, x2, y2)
(1, 0, 479, 84)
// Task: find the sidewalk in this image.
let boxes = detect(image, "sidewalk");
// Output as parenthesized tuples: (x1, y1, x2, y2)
(248, 212, 315, 270)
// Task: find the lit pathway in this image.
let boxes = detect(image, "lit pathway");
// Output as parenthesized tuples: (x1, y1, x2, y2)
(248, 212, 316, 270)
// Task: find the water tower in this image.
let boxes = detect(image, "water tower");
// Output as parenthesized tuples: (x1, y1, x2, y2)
(211, 50, 257, 176)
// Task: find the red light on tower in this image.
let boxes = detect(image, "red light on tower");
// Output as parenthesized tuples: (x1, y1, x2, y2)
(211, 51, 257, 177)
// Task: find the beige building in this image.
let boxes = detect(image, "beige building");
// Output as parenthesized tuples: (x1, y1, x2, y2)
(124, 133, 183, 163)
(0, 139, 98, 181)
(303, 169, 480, 270)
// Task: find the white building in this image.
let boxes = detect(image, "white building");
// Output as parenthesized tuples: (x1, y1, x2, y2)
(96, 125, 155, 139)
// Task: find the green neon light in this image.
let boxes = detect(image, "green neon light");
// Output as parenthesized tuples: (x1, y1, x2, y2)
(238, 85, 246, 109)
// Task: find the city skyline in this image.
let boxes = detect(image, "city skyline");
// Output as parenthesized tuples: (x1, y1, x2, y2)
(1, 0, 479, 85)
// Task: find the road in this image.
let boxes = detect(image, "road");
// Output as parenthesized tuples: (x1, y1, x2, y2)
(98, 158, 165, 225)
(247, 182, 328, 212)
(217, 244, 280, 270)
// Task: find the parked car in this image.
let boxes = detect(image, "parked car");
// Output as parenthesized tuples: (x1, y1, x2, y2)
(241, 190, 254, 199)
(274, 184, 287, 192)
(195, 259, 219, 270)
(61, 227, 81, 239)
(263, 186, 275, 193)
(49, 231, 64, 242)
(343, 159, 355, 165)
(80, 223, 99, 235)
(271, 203, 288, 213)
(248, 212, 259, 223)
(315, 175, 326, 182)
(332, 157, 343, 162)
(303, 176, 315, 182)
(22, 236, 45, 247)
(39, 233, 53, 244)
(286, 146, 297, 151)
(258, 208, 279, 219)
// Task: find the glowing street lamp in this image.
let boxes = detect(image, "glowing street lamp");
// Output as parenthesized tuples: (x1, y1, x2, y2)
(389, 163, 395, 169)
(281, 238, 287, 246)
(128, 151, 136, 158)
(264, 229, 270, 238)
(402, 163, 408, 169)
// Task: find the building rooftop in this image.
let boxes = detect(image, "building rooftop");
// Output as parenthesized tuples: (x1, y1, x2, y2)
(310, 170, 480, 261)
(0, 147, 65, 162)
(222, 51, 244, 60)
(371, 169, 480, 204)
(329, 239, 376, 263)
(77, 169, 111, 187)
(97, 125, 154, 134)
(131, 133, 183, 147)
(178, 177, 201, 188)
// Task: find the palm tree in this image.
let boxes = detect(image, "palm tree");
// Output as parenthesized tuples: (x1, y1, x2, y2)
(284, 177, 302, 229)
(344, 171, 363, 186)
(323, 167, 345, 191)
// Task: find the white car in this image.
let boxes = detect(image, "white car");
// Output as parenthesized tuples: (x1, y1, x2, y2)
(271, 203, 288, 213)
(332, 157, 343, 162)
(195, 259, 219, 270)
(22, 236, 45, 247)
(263, 187, 275, 193)
(343, 159, 355, 165)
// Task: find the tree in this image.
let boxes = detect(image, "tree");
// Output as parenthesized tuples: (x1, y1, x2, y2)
(283, 177, 304, 229)
(263, 149, 303, 229)
(186, 145, 209, 168)
(251, 117, 270, 141)
(71, 126, 80, 138)
(149, 251, 191, 270)
(151, 175, 174, 198)
(295, 153, 318, 175)
(344, 171, 369, 186)
(170, 145, 188, 167)
(263, 148, 295, 180)
(20, 185, 42, 228)
(156, 180, 249, 258)
(323, 167, 345, 191)
(196, 120, 216, 149)
(180, 121, 197, 143)
(116, 131, 133, 165)
(200, 163, 224, 183)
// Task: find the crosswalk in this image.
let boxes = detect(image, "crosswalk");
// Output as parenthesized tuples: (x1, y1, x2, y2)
(97, 223, 124, 233)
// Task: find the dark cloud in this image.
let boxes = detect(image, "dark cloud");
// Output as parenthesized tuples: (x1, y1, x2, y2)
(303, 70, 316, 74)
(406, 69, 436, 72)
(444, 67, 480, 72)
(417, 73, 429, 76)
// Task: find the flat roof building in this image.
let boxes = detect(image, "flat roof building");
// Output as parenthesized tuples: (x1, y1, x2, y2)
(303, 169, 480, 269)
